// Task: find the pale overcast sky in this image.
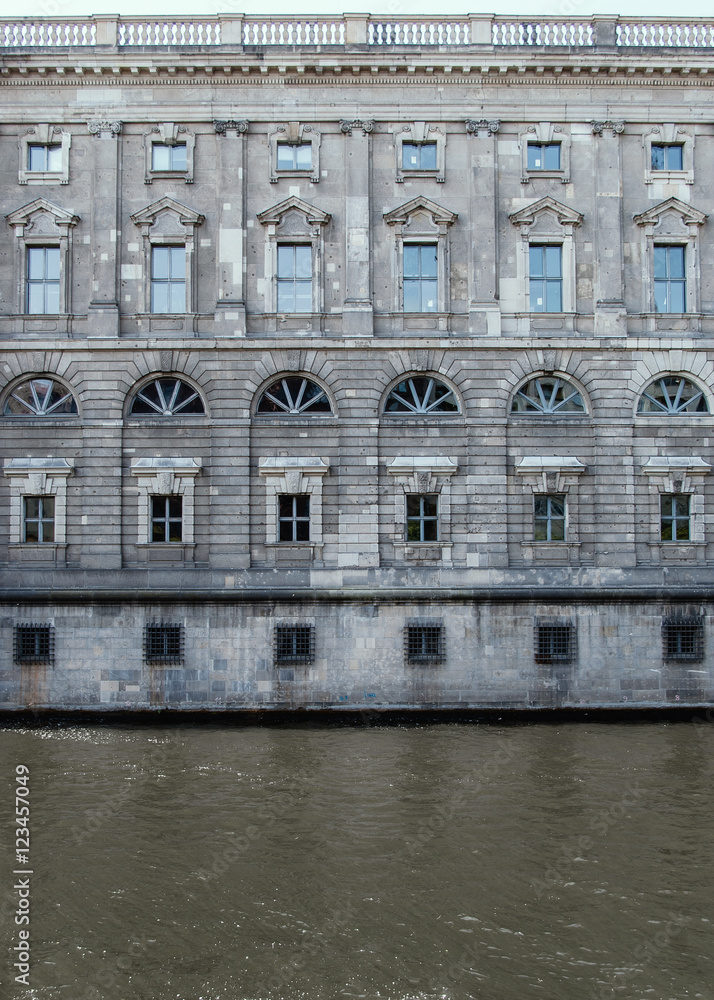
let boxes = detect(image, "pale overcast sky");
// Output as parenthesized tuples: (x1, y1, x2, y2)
(14, 0, 714, 21)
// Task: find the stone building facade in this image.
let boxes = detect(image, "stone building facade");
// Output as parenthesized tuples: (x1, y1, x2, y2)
(1, 13, 714, 711)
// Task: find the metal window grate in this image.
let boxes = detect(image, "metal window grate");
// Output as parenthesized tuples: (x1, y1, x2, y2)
(534, 621, 576, 664)
(405, 621, 445, 665)
(662, 617, 704, 661)
(14, 623, 54, 665)
(275, 624, 315, 664)
(144, 622, 184, 664)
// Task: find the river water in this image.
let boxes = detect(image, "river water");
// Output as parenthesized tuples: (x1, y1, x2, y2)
(1, 720, 713, 1000)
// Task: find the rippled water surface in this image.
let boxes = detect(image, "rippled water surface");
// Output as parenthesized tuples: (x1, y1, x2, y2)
(1, 720, 713, 1000)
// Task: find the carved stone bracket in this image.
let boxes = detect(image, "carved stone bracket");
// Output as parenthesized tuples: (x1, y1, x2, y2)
(465, 119, 501, 136)
(591, 120, 625, 136)
(340, 119, 374, 135)
(87, 120, 122, 137)
(213, 120, 249, 136)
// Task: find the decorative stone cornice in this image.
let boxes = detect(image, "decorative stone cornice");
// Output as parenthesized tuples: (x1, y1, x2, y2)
(213, 119, 248, 135)
(464, 118, 500, 136)
(591, 120, 625, 136)
(87, 120, 122, 137)
(340, 119, 374, 135)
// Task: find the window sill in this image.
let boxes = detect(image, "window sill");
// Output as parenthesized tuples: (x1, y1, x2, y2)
(523, 171, 567, 182)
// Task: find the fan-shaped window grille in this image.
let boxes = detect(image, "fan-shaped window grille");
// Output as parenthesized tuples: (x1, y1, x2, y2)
(384, 376, 459, 414)
(3, 378, 77, 416)
(129, 378, 205, 416)
(511, 376, 586, 415)
(637, 376, 709, 415)
(256, 377, 332, 415)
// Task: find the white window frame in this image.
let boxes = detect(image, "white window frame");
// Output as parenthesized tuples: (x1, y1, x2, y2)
(130, 457, 201, 547)
(634, 198, 706, 316)
(515, 456, 585, 563)
(4, 458, 74, 562)
(510, 197, 582, 315)
(144, 123, 195, 185)
(642, 457, 711, 550)
(6, 198, 79, 318)
(520, 123, 571, 183)
(19, 124, 71, 186)
(257, 196, 331, 316)
(131, 197, 204, 317)
(268, 123, 321, 184)
(258, 457, 329, 547)
(643, 124, 694, 186)
(384, 196, 457, 316)
(386, 456, 457, 559)
(395, 122, 445, 184)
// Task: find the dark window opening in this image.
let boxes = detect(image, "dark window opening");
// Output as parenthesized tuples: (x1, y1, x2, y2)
(662, 617, 704, 661)
(534, 623, 576, 664)
(405, 623, 445, 665)
(144, 623, 184, 664)
(275, 625, 315, 664)
(14, 624, 54, 664)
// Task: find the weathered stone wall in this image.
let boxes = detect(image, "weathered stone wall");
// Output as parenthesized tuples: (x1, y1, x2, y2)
(1, 19, 714, 710)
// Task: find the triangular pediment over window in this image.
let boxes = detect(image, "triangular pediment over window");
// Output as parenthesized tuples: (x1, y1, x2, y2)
(634, 197, 707, 230)
(257, 196, 331, 228)
(6, 198, 79, 233)
(509, 196, 583, 230)
(383, 196, 457, 228)
(131, 196, 204, 231)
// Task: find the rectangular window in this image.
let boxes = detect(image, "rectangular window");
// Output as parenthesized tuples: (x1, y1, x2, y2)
(275, 624, 315, 664)
(276, 143, 312, 170)
(151, 496, 183, 543)
(534, 494, 565, 542)
(651, 144, 684, 171)
(14, 624, 54, 665)
(23, 496, 55, 543)
(277, 244, 312, 313)
(534, 623, 576, 664)
(527, 143, 561, 170)
(402, 142, 437, 170)
(405, 623, 445, 665)
(278, 495, 310, 542)
(144, 623, 184, 664)
(654, 245, 686, 313)
(151, 143, 187, 171)
(660, 494, 690, 541)
(27, 246, 60, 314)
(662, 617, 704, 661)
(151, 246, 186, 314)
(28, 144, 62, 172)
(529, 245, 563, 312)
(403, 243, 438, 312)
(406, 494, 438, 542)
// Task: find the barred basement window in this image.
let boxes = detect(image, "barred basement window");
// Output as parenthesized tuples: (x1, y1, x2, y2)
(662, 617, 704, 661)
(534, 621, 576, 664)
(144, 623, 184, 664)
(275, 624, 315, 665)
(405, 622, 445, 665)
(14, 624, 54, 665)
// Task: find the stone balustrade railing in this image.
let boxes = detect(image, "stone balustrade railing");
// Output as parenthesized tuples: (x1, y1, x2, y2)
(2, 14, 714, 49)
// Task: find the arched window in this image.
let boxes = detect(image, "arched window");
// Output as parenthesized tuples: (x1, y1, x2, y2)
(129, 378, 205, 416)
(256, 377, 332, 415)
(384, 376, 459, 414)
(3, 377, 77, 416)
(511, 376, 586, 415)
(637, 376, 709, 415)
